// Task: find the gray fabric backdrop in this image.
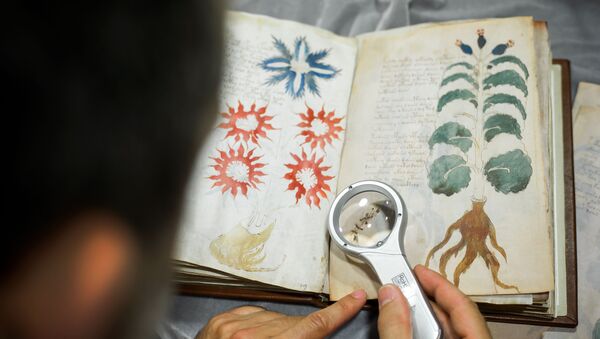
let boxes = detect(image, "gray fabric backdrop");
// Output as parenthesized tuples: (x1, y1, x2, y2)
(158, 1, 600, 338)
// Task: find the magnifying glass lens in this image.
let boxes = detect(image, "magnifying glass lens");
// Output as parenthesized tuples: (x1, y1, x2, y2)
(338, 191, 396, 247)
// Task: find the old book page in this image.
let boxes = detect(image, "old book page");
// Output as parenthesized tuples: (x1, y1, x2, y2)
(330, 17, 554, 299)
(174, 11, 357, 293)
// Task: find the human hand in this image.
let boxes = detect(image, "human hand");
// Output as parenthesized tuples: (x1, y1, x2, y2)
(196, 289, 366, 339)
(377, 264, 491, 339)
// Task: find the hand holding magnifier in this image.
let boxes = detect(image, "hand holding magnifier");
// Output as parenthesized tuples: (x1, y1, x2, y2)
(328, 180, 442, 339)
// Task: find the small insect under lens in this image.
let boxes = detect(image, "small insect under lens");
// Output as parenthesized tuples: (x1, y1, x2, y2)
(337, 191, 396, 247)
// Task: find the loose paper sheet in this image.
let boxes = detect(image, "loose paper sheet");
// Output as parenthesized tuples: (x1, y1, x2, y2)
(543, 86, 600, 338)
(572, 82, 600, 122)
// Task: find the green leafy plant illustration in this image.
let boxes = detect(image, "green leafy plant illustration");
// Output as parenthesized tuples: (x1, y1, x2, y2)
(425, 29, 532, 292)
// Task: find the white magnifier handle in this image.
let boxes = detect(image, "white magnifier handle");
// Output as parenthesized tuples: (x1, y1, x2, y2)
(361, 252, 442, 339)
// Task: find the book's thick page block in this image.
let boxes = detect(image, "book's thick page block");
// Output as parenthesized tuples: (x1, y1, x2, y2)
(174, 11, 357, 293)
(551, 64, 567, 318)
(331, 17, 554, 299)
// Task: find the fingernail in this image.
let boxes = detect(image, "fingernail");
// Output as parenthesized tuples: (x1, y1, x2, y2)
(378, 284, 400, 308)
(351, 289, 366, 299)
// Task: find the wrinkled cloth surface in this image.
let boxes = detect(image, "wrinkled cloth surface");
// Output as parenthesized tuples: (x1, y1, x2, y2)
(158, 0, 600, 338)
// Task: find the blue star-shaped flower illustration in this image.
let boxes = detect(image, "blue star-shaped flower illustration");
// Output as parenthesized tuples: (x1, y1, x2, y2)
(260, 36, 339, 99)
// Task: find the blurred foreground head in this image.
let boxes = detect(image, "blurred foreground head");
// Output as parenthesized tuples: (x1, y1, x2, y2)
(1, 1, 223, 338)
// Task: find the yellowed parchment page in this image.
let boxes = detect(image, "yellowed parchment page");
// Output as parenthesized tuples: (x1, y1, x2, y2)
(175, 11, 357, 293)
(330, 17, 554, 299)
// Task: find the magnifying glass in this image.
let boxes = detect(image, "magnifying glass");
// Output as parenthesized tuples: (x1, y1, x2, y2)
(328, 180, 442, 339)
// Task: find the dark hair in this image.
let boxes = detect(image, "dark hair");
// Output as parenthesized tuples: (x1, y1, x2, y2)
(3, 1, 223, 336)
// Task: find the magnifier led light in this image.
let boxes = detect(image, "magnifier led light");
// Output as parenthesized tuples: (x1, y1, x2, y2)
(328, 181, 442, 339)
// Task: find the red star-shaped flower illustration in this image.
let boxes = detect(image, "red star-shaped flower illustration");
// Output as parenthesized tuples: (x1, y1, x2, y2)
(218, 102, 275, 145)
(297, 106, 344, 150)
(283, 150, 334, 208)
(208, 144, 266, 197)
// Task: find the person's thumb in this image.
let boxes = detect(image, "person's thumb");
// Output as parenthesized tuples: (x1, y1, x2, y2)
(279, 289, 366, 338)
(377, 284, 412, 339)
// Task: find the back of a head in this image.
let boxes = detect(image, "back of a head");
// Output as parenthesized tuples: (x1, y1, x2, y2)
(2, 1, 223, 338)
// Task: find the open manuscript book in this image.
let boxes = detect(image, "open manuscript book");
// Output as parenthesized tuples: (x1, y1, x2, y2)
(174, 12, 576, 326)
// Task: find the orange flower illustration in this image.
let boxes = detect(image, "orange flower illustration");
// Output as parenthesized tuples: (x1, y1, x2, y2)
(297, 106, 344, 150)
(283, 150, 333, 208)
(209, 144, 266, 197)
(218, 102, 275, 145)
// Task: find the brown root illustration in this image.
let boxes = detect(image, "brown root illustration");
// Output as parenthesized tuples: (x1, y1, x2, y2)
(425, 199, 520, 292)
